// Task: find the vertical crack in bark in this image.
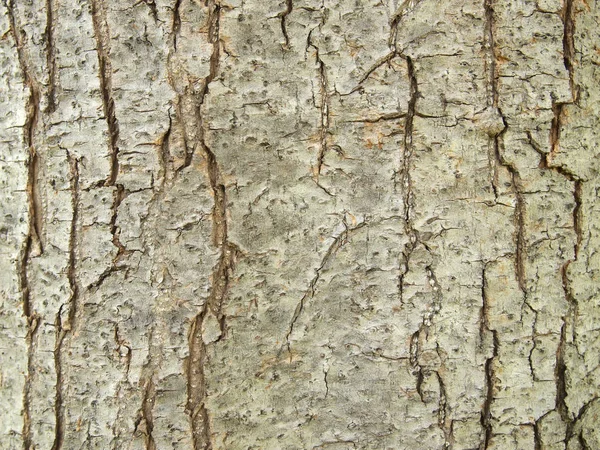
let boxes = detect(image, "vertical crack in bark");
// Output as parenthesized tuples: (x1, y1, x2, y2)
(141, 0, 159, 22)
(277, 0, 293, 48)
(409, 264, 445, 410)
(398, 56, 419, 305)
(177, 0, 221, 172)
(139, 377, 157, 450)
(323, 363, 330, 399)
(484, 0, 526, 294)
(388, 0, 424, 50)
(5, 2, 43, 447)
(51, 305, 65, 450)
(187, 317, 213, 450)
(409, 330, 425, 402)
(110, 321, 132, 448)
(184, 3, 237, 449)
(158, 110, 173, 189)
(51, 152, 80, 450)
(86, 183, 128, 292)
(90, 0, 120, 186)
(171, 0, 182, 51)
(109, 185, 127, 257)
(131, 328, 157, 450)
(435, 370, 450, 446)
(307, 32, 330, 178)
(551, 0, 582, 438)
(45, 0, 57, 113)
(283, 220, 367, 360)
(562, 0, 575, 93)
(114, 323, 132, 381)
(533, 411, 546, 450)
(424, 264, 443, 327)
(555, 321, 570, 423)
(480, 265, 498, 449)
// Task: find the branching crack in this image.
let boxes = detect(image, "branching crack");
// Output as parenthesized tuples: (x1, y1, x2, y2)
(388, 0, 424, 50)
(184, 3, 240, 450)
(5, 3, 43, 447)
(549, 1, 582, 440)
(139, 0, 159, 22)
(52, 152, 80, 450)
(306, 31, 330, 177)
(186, 317, 213, 450)
(137, 377, 157, 450)
(342, 52, 396, 96)
(284, 219, 367, 360)
(484, 0, 527, 295)
(397, 56, 419, 306)
(177, 0, 221, 172)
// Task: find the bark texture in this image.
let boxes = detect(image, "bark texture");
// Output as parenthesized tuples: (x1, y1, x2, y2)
(1, 0, 599, 449)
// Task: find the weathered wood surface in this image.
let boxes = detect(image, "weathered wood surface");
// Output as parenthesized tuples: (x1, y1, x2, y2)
(1, 0, 599, 448)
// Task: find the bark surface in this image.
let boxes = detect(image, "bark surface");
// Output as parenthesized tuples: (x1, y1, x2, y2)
(1, 0, 599, 449)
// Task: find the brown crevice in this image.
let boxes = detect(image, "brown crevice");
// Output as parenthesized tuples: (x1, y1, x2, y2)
(409, 330, 425, 403)
(435, 371, 450, 446)
(51, 152, 80, 450)
(323, 365, 330, 399)
(114, 323, 132, 380)
(555, 321, 572, 440)
(177, 1, 221, 173)
(90, 0, 120, 186)
(397, 55, 419, 307)
(109, 184, 128, 257)
(65, 153, 81, 337)
(184, 3, 238, 449)
(138, 377, 157, 450)
(402, 55, 418, 235)
(277, 0, 293, 48)
(562, 0, 575, 92)
(306, 31, 330, 177)
(171, 0, 182, 51)
(5, 2, 43, 448)
(158, 109, 173, 188)
(45, 0, 57, 113)
(51, 306, 66, 450)
(533, 412, 545, 450)
(499, 147, 527, 293)
(484, 0, 527, 295)
(551, 2, 582, 443)
(480, 264, 498, 449)
(186, 317, 213, 450)
(132, 328, 158, 449)
(578, 432, 592, 450)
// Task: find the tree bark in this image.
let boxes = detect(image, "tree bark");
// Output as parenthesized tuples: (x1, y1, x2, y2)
(1, 0, 599, 449)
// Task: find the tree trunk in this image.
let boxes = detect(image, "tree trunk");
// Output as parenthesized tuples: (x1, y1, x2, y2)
(1, 0, 599, 448)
